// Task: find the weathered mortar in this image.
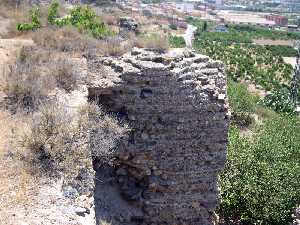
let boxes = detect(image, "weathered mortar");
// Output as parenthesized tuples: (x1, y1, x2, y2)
(88, 48, 230, 225)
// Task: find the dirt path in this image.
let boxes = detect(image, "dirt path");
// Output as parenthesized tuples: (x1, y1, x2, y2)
(253, 39, 296, 47)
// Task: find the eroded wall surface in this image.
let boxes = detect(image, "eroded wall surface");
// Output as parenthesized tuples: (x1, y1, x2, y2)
(88, 48, 230, 225)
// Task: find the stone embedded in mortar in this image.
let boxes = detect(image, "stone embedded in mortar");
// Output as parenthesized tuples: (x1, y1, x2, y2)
(89, 48, 230, 225)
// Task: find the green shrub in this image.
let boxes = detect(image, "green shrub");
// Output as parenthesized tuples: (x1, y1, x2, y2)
(169, 24, 177, 30)
(219, 115, 300, 225)
(16, 4, 112, 39)
(260, 87, 296, 114)
(17, 7, 41, 31)
(47, 1, 59, 25)
(228, 80, 259, 114)
(54, 16, 71, 27)
(265, 45, 298, 57)
(227, 81, 259, 127)
(186, 17, 212, 34)
(169, 35, 185, 48)
(17, 23, 35, 31)
(69, 6, 111, 39)
(23, 101, 129, 174)
(198, 31, 252, 44)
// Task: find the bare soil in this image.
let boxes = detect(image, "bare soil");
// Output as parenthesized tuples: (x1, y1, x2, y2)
(253, 38, 296, 46)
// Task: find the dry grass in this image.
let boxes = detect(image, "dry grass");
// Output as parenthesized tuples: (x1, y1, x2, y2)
(101, 14, 118, 26)
(2, 46, 78, 110)
(134, 33, 169, 53)
(32, 26, 98, 53)
(2, 47, 56, 111)
(2, 6, 31, 38)
(0, 110, 35, 208)
(32, 27, 132, 57)
(99, 36, 131, 56)
(53, 59, 77, 92)
(85, 103, 129, 164)
(22, 101, 129, 176)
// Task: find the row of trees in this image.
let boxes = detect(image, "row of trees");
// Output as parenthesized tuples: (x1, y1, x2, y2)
(194, 39, 293, 91)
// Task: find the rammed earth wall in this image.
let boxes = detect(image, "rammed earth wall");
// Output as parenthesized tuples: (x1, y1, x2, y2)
(88, 48, 230, 225)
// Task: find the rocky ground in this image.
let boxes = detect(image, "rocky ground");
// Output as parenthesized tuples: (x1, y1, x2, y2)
(0, 16, 96, 225)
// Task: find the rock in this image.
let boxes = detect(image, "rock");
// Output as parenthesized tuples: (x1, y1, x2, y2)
(74, 206, 90, 216)
(119, 17, 138, 35)
(293, 205, 300, 225)
(62, 185, 79, 199)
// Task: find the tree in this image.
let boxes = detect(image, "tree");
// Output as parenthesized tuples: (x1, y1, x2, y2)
(202, 21, 207, 32)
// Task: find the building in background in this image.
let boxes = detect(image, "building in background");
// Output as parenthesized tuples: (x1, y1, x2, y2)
(281, 0, 300, 12)
(265, 14, 288, 26)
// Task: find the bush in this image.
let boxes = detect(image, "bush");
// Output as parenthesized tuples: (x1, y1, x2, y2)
(169, 24, 177, 30)
(198, 31, 252, 44)
(32, 26, 97, 53)
(265, 45, 298, 57)
(68, 5, 112, 39)
(260, 87, 295, 114)
(227, 80, 259, 126)
(84, 103, 129, 164)
(23, 102, 129, 174)
(16, 3, 112, 39)
(47, 1, 59, 25)
(53, 60, 77, 92)
(2, 47, 56, 111)
(228, 80, 259, 114)
(99, 37, 130, 56)
(231, 24, 300, 40)
(17, 7, 41, 31)
(219, 115, 300, 225)
(2, 46, 79, 110)
(169, 35, 186, 48)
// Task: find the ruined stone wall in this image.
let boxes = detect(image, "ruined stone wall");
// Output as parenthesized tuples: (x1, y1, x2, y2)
(88, 48, 230, 225)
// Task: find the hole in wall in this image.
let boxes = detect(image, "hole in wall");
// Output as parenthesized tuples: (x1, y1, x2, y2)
(140, 89, 153, 99)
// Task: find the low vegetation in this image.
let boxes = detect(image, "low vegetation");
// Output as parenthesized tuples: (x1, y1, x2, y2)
(2, 46, 77, 111)
(99, 36, 131, 56)
(169, 35, 186, 48)
(135, 33, 169, 53)
(32, 26, 98, 53)
(186, 17, 211, 33)
(17, 7, 41, 31)
(227, 80, 259, 127)
(23, 101, 129, 176)
(265, 45, 298, 57)
(220, 115, 300, 225)
(260, 87, 296, 114)
(17, 2, 112, 39)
